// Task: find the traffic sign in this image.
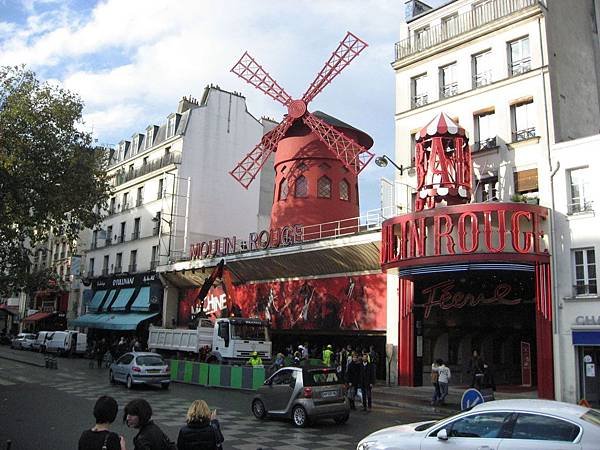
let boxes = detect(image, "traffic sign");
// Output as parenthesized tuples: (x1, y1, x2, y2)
(461, 388, 485, 411)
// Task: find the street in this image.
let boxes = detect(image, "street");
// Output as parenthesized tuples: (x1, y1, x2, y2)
(0, 347, 443, 450)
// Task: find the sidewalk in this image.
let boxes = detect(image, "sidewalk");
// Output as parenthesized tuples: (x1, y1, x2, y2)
(372, 383, 537, 415)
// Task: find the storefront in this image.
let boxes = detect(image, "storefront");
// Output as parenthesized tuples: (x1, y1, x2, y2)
(71, 272, 163, 339)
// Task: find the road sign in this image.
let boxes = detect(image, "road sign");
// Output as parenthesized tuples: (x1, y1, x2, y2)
(461, 388, 485, 411)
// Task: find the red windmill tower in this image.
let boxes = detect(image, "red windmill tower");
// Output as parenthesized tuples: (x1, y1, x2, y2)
(230, 32, 375, 231)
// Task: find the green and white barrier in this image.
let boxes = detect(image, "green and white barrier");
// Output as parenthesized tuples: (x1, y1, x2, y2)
(169, 359, 265, 390)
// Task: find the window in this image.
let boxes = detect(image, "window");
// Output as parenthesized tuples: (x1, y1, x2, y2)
(278, 178, 288, 201)
(146, 128, 154, 148)
(157, 178, 164, 199)
(509, 36, 531, 76)
(152, 212, 160, 236)
(339, 179, 350, 201)
(122, 192, 129, 210)
(573, 248, 597, 296)
(109, 197, 116, 214)
(472, 50, 492, 88)
(115, 253, 122, 274)
(473, 0, 493, 26)
(167, 114, 180, 137)
(510, 413, 580, 442)
(439, 63, 458, 98)
(473, 111, 496, 151)
(511, 100, 535, 142)
(477, 175, 498, 202)
(442, 14, 458, 39)
(568, 167, 592, 214)
(88, 258, 95, 277)
(414, 26, 429, 50)
(294, 176, 308, 198)
(317, 176, 331, 198)
(102, 255, 109, 276)
(132, 218, 140, 240)
(270, 369, 296, 387)
(106, 226, 113, 246)
(131, 135, 139, 155)
(129, 250, 137, 273)
(119, 222, 126, 243)
(151, 246, 159, 270)
(514, 169, 538, 194)
(128, 164, 134, 173)
(411, 74, 428, 107)
(443, 412, 512, 439)
(136, 186, 143, 206)
(92, 230, 98, 249)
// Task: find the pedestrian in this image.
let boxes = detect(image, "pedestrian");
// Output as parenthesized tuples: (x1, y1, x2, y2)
(117, 337, 128, 358)
(346, 352, 361, 410)
(430, 360, 440, 406)
(78, 395, 126, 450)
(359, 351, 375, 411)
(247, 351, 263, 367)
(322, 344, 334, 367)
(177, 400, 224, 450)
(124, 398, 176, 450)
(338, 345, 348, 380)
(468, 350, 485, 390)
(432, 359, 451, 405)
(292, 351, 301, 366)
(270, 352, 285, 374)
(96, 339, 106, 369)
(301, 342, 309, 359)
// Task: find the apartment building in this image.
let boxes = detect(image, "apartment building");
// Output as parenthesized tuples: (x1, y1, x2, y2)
(73, 86, 275, 334)
(389, 0, 600, 402)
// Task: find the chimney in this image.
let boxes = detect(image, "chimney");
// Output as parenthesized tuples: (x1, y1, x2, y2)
(177, 95, 199, 114)
(404, 0, 432, 20)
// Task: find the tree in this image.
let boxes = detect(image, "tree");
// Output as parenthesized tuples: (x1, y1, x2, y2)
(0, 65, 111, 295)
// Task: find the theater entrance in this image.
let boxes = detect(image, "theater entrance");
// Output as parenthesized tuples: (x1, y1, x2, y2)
(411, 270, 536, 388)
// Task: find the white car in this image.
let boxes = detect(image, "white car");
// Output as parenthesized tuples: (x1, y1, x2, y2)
(357, 399, 600, 450)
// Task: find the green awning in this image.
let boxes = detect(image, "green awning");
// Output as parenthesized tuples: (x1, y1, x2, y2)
(70, 312, 159, 330)
(130, 286, 151, 311)
(87, 289, 107, 312)
(109, 288, 135, 311)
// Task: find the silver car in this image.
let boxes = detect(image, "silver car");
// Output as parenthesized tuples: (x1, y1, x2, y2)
(252, 366, 350, 427)
(109, 352, 170, 390)
(11, 333, 37, 350)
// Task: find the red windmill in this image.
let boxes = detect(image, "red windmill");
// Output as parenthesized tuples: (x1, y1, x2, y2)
(230, 32, 375, 230)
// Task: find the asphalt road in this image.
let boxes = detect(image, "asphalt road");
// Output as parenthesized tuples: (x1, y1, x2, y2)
(0, 346, 441, 450)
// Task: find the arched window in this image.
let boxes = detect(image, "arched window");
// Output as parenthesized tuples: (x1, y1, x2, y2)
(279, 178, 288, 201)
(317, 176, 331, 198)
(295, 175, 308, 198)
(339, 179, 350, 201)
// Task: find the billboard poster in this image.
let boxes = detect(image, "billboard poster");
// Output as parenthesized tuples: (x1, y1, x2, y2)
(177, 273, 387, 331)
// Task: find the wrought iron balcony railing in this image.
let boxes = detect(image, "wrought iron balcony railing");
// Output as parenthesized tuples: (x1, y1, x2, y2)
(568, 201, 594, 215)
(395, 0, 538, 61)
(412, 94, 428, 108)
(128, 264, 137, 273)
(473, 136, 498, 152)
(473, 71, 492, 88)
(510, 57, 532, 76)
(111, 152, 181, 187)
(440, 82, 458, 98)
(512, 127, 536, 142)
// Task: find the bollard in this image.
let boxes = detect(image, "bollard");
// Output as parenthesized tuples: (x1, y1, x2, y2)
(6, 439, 12, 450)
(52, 355, 58, 370)
(44, 355, 49, 368)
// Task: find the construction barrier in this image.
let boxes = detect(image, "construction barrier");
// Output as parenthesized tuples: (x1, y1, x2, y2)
(169, 359, 266, 391)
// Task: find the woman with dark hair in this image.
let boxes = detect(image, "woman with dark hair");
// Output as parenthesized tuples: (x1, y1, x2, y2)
(124, 398, 176, 450)
(79, 395, 126, 450)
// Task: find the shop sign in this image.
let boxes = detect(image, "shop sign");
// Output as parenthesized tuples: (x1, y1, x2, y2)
(575, 315, 600, 326)
(189, 224, 303, 260)
(421, 279, 521, 319)
(92, 272, 161, 290)
(381, 204, 548, 267)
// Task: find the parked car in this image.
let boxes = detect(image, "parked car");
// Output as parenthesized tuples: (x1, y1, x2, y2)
(10, 333, 37, 350)
(109, 352, 170, 390)
(357, 399, 600, 450)
(252, 366, 349, 427)
(31, 331, 52, 352)
(44, 330, 87, 356)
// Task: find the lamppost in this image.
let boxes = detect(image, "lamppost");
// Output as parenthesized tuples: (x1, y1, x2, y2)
(374, 154, 413, 175)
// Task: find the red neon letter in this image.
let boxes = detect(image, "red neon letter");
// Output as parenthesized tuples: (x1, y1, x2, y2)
(458, 212, 479, 253)
(434, 214, 455, 255)
(511, 211, 533, 254)
(483, 209, 506, 253)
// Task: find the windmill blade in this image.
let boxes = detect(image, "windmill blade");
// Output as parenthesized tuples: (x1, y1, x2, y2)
(231, 52, 293, 107)
(230, 117, 295, 189)
(302, 32, 368, 104)
(302, 112, 374, 175)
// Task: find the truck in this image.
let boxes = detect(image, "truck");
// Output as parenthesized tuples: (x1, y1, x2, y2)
(148, 317, 272, 365)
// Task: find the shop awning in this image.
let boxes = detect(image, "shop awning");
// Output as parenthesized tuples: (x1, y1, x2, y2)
(22, 311, 54, 323)
(0, 304, 17, 315)
(109, 288, 136, 311)
(130, 287, 151, 311)
(87, 289, 108, 312)
(70, 312, 159, 330)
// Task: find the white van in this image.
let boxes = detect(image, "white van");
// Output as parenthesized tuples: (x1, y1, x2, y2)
(45, 330, 87, 356)
(32, 331, 52, 352)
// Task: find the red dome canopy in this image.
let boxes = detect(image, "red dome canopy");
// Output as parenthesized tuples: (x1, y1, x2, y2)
(417, 112, 466, 140)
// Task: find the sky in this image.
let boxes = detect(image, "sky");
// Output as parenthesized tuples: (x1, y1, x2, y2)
(0, 0, 447, 214)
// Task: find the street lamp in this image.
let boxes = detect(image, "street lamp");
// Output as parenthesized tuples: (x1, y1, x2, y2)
(374, 154, 413, 175)
(152, 215, 172, 261)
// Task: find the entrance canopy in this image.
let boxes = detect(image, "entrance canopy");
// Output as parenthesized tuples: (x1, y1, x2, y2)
(70, 312, 159, 330)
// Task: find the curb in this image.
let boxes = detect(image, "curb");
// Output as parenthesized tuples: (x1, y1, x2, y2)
(375, 398, 458, 415)
(0, 354, 45, 368)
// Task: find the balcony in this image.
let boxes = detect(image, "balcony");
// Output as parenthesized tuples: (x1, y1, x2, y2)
(412, 94, 428, 108)
(473, 136, 498, 152)
(105, 238, 112, 247)
(395, 0, 538, 61)
(114, 266, 122, 274)
(90, 241, 98, 250)
(510, 57, 532, 76)
(117, 235, 125, 244)
(128, 264, 137, 273)
(440, 82, 458, 99)
(568, 200, 594, 215)
(101, 268, 109, 276)
(136, 197, 144, 207)
(131, 231, 140, 240)
(121, 202, 130, 211)
(512, 127, 536, 142)
(111, 152, 182, 187)
(473, 71, 492, 88)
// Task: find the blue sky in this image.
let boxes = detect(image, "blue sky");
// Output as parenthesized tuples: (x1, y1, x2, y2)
(0, 0, 447, 214)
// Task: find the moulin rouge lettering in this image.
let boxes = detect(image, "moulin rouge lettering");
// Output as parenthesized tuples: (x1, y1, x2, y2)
(421, 280, 522, 319)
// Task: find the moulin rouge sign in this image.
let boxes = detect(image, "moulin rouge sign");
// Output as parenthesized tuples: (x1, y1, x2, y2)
(381, 203, 549, 268)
